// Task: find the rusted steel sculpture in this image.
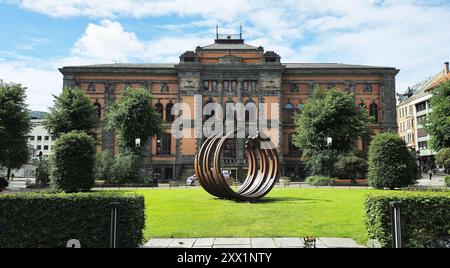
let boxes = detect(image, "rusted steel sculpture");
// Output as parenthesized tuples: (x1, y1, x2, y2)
(195, 131, 279, 201)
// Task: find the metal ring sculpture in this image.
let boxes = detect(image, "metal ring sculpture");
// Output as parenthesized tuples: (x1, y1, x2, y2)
(195, 131, 279, 201)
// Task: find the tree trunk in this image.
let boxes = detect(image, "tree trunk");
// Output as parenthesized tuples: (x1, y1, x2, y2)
(6, 168, 11, 181)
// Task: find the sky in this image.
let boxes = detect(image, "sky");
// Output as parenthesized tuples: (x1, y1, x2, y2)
(0, 0, 449, 111)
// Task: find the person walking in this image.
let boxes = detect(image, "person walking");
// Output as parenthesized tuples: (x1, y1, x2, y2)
(428, 169, 433, 180)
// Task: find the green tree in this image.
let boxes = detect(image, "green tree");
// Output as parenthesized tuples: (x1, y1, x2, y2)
(0, 82, 31, 180)
(334, 154, 368, 180)
(368, 132, 419, 189)
(94, 151, 114, 181)
(34, 157, 50, 186)
(293, 87, 371, 176)
(51, 131, 96, 192)
(436, 148, 450, 174)
(426, 81, 450, 150)
(106, 87, 162, 153)
(44, 87, 99, 139)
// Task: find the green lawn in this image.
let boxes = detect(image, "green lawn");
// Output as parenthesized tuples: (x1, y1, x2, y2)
(133, 188, 378, 244)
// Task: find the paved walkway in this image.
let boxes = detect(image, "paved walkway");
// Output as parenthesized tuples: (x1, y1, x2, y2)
(142, 237, 365, 248)
(416, 173, 446, 187)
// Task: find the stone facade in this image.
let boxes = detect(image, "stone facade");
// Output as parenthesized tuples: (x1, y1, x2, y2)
(59, 36, 399, 181)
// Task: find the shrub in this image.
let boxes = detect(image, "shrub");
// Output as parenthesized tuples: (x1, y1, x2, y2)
(436, 148, 450, 174)
(303, 151, 336, 177)
(306, 176, 335, 186)
(34, 158, 50, 186)
(334, 154, 368, 180)
(0, 192, 145, 248)
(51, 131, 96, 192)
(94, 151, 114, 181)
(109, 151, 140, 184)
(365, 191, 450, 248)
(445, 176, 450, 187)
(368, 133, 419, 189)
(0, 177, 8, 191)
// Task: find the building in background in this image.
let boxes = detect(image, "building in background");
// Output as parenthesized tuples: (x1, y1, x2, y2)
(28, 111, 53, 160)
(60, 31, 399, 181)
(397, 62, 450, 170)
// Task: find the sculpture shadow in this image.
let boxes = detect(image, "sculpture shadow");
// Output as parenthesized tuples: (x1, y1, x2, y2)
(214, 196, 332, 204)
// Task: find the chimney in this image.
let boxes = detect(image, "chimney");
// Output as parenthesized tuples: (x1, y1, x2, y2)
(445, 61, 449, 74)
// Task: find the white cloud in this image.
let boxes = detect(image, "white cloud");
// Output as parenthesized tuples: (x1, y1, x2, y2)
(0, 60, 62, 111)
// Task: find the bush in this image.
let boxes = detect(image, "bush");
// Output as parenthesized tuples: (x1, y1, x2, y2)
(0, 177, 8, 191)
(51, 131, 96, 192)
(0, 192, 145, 248)
(445, 176, 450, 187)
(365, 191, 450, 248)
(303, 151, 336, 177)
(306, 176, 335, 186)
(34, 158, 50, 186)
(334, 154, 368, 180)
(94, 151, 114, 181)
(368, 133, 419, 189)
(436, 148, 450, 174)
(109, 151, 140, 184)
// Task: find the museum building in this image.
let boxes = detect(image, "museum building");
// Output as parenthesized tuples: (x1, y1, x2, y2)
(59, 32, 399, 181)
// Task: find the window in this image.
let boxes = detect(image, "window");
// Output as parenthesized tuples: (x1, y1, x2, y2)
(224, 81, 229, 92)
(359, 102, 367, 110)
(284, 103, 295, 123)
(288, 134, 301, 155)
(155, 103, 164, 120)
(416, 102, 426, 112)
(166, 103, 175, 122)
(369, 103, 379, 122)
(87, 83, 96, 92)
(251, 81, 257, 92)
(231, 81, 237, 93)
(37, 145, 42, 150)
(30, 136, 35, 141)
(203, 81, 209, 91)
(44, 145, 49, 150)
(243, 80, 248, 93)
(37, 136, 42, 141)
(223, 139, 236, 158)
(212, 81, 217, 91)
(93, 102, 101, 118)
(364, 84, 373, 92)
(44, 136, 49, 141)
(417, 115, 427, 125)
(156, 133, 171, 155)
(418, 141, 428, 150)
(161, 83, 169, 93)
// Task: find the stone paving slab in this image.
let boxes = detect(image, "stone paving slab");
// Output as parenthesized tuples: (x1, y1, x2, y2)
(251, 238, 277, 248)
(214, 238, 251, 245)
(168, 238, 197, 248)
(274, 238, 305, 248)
(143, 237, 365, 248)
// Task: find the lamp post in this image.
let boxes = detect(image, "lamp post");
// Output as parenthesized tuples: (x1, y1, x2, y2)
(326, 137, 333, 177)
(135, 138, 141, 183)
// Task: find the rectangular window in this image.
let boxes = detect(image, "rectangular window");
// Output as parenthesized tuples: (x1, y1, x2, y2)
(203, 81, 209, 91)
(44, 136, 49, 141)
(416, 102, 426, 112)
(224, 81, 229, 91)
(37, 136, 42, 141)
(231, 81, 237, 92)
(212, 80, 217, 91)
(44, 145, 49, 150)
(418, 141, 428, 150)
(243, 80, 248, 92)
(30, 136, 35, 141)
(37, 145, 41, 150)
(251, 81, 257, 92)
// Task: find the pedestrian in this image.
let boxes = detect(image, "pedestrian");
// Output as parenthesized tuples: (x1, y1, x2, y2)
(11, 173, 15, 181)
(428, 169, 433, 180)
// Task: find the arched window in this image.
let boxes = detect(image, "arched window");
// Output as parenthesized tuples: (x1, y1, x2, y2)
(284, 103, 295, 123)
(370, 103, 379, 122)
(245, 100, 257, 122)
(166, 103, 174, 122)
(155, 103, 164, 120)
(296, 103, 305, 114)
(156, 133, 171, 155)
(288, 134, 301, 156)
(359, 102, 366, 110)
(93, 102, 101, 118)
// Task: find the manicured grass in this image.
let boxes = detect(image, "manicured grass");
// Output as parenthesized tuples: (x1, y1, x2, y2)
(134, 188, 378, 244)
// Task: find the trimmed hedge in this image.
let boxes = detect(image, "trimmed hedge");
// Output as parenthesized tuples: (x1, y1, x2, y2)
(365, 191, 450, 248)
(306, 176, 335, 186)
(0, 192, 145, 248)
(445, 176, 450, 187)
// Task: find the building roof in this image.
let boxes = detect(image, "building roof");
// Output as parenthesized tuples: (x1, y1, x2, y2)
(30, 111, 46, 119)
(61, 63, 176, 69)
(283, 63, 393, 69)
(398, 70, 446, 105)
(201, 43, 260, 50)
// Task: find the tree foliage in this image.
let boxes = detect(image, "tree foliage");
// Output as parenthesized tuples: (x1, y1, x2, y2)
(293, 87, 371, 155)
(426, 81, 450, 151)
(44, 87, 99, 139)
(436, 148, 450, 174)
(51, 131, 96, 192)
(106, 87, 162, 153)
(334, 154, 368, 180)
(368, 132, 419, 189)
(0, 82, 31, 179)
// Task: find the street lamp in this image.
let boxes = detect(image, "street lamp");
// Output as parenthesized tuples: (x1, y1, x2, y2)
(326, 137, 333, 178)
(135, 138, 141, 148)
(135, 138, 141, 183)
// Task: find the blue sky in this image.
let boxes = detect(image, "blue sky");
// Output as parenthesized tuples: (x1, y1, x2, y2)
(1, 0, 450, 111)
